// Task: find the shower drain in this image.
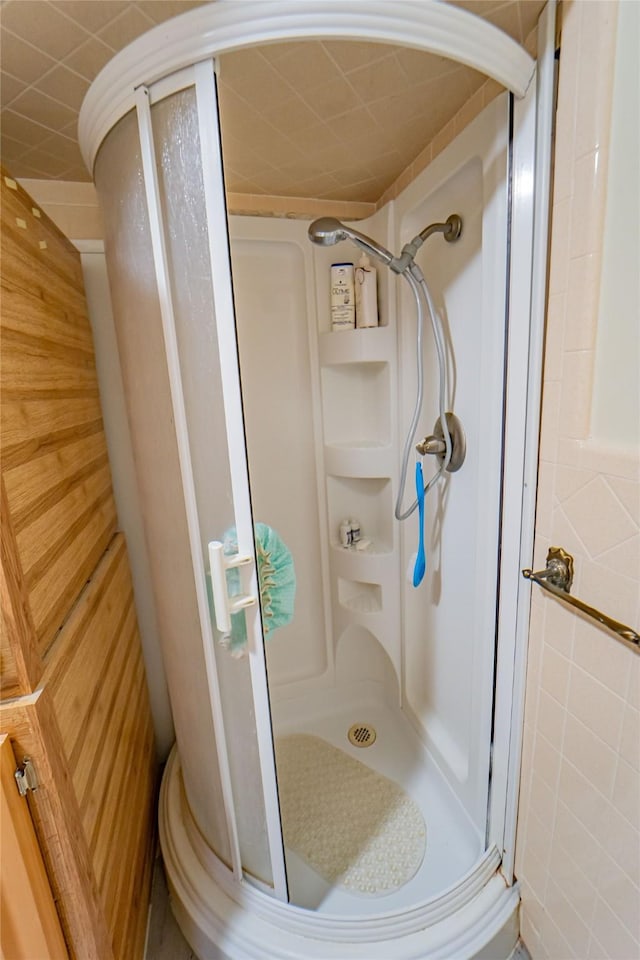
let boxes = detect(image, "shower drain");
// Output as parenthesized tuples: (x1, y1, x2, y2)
(348, 723, 376, 747)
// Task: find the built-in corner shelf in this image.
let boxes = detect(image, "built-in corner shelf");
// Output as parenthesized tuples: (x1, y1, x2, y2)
(318, 324, 393, 366)
(315, 310, 400, 686)
(338, 578, 382, 614)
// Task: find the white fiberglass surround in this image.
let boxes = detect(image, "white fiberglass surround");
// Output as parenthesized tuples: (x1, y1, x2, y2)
(80, 1, 556, 957)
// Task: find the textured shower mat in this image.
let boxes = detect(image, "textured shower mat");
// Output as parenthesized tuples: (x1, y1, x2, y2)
(274, 733, 426, 896)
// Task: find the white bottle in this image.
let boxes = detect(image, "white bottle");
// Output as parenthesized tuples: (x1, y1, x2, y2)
(330, 263, 355, 331)
(355, 253, 378, 328)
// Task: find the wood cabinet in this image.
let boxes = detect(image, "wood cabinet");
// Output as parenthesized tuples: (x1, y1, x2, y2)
(0, 170, 157, 960)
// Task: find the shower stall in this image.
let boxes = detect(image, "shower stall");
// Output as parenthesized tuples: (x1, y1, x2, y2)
(79, 2, 555, 957)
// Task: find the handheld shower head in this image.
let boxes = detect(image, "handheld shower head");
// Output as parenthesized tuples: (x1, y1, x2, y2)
(308, 217, 394, 267)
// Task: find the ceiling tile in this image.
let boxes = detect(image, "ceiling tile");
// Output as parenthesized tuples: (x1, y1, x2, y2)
(19, 144, 74, 177)
(395, 48, 462, 86)
(345, 54, 411, 105)
(33, 64, 90, 111)
(62, 36, 116, 80)
(10, 87, 77, 131)
(0, 70, 27, 107)
(51, 1, 130, 32)
(97, 5, 154, 50)
(321, 40, 391, 74)
(36, 132, 85, 165)
(1, 0, 89, 60)
(268, 41, 337, 94)
(300, 75, 362, 121)
(0, 30, 57, 84)
(1, 109, 53, 147)
(136, 1, 206, 24)
(261, 94, 320, 135)
(0, 133, 29, 165)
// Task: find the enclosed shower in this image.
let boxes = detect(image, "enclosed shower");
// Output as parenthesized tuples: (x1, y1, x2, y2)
(79, 2, 555, 957)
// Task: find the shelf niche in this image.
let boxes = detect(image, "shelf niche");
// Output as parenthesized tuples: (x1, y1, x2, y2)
(326, 475, 393, 554)
(321, 361, 390, 448)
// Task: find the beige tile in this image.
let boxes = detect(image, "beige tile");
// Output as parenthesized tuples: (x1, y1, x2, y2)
(0, 30, 57, 84)
(1, 1, 89, 60)
(0, 69, 27, 107)
(545, 875, 592, 958)
(602, 802, 640, 885)
(580, 560, 639, 637)
(52, 1, 130, 32)
(568, 664, 624, 751)
(620, 704, 640, 772)
(35, 134, 85, 167)
(518, 843, 549, 904)
(33, 64, 90, 112)
(606, 477, 640, 525)
(564, 253, 599, 351)
(596, 849, 640, 942)
(540, 910, 576, 960)
(626, 655, 640, 710)
(321, 40, 390, 75)
(266, 41, 336, 95)
(537, 688, 566, 746)
(573, 0, 617, 161)
(97, 5, 156, 51)
(554, 464, 594, 503)
(532, 732, 562, 790)
(554, 799, 602, 878)
(62, 36, 116, 80)
(597, 533, 640, 582)
(535, 459, 555, 540)
(563, 713, 618, 796)
(612, 757, 640, 828)
(10, 87, 77, 132)
(559, 349, 593, 440)
(453, 86, 485, 138)
(558, 758, 609, 836)
(1, 109, 51, 147)
(563, 476, 638, 559)
(346, 54, 411, 105)
(572, 617, 633, 699)
(588, 898, 640, 960)
(301, 76, 363, 122)
(569, 149, 607, 260)
(0, 133, 28, 166)
(540, 643, 571, 706)
(137, 1, 206, 24)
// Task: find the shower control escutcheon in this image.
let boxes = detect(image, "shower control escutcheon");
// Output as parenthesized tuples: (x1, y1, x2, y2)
(416, 412, 466, 472)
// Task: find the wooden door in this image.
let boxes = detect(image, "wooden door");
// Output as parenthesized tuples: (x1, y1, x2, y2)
(0, 734, 68, 959)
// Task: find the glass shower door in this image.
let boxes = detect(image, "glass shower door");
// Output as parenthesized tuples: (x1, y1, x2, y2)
(94, 63, 287, 898)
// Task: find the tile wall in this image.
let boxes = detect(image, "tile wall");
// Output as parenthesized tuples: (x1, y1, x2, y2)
(515, 2, 640, 958)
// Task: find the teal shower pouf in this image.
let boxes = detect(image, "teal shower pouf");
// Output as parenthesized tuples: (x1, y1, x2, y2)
(220, 523, 296, 656)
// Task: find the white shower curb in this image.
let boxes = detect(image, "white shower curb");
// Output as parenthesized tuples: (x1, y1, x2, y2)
(160, 748, 520, 960)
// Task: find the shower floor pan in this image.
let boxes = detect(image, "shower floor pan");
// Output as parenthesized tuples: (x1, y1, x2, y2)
(160, 683, 521, 959)
(271, 683, 481, 913)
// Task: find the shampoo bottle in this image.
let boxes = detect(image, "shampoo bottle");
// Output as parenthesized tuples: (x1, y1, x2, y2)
(330, 263, 355, 331)
(355, 253, 378, 328)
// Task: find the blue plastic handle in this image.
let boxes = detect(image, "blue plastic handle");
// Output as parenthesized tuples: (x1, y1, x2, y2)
(413, 461, 426, 587)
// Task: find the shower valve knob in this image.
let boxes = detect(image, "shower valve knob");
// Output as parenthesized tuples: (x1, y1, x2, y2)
(415, 412, 466, 473)
(416, 436, 446, 456)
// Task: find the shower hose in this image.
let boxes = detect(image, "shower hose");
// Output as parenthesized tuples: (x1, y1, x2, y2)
(394, 262, 452, 523)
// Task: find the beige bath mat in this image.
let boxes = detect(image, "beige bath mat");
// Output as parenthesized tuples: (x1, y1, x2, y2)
(275, 733, 426, 895)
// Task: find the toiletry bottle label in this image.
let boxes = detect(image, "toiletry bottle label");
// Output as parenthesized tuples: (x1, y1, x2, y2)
(330, 263, 355, 330)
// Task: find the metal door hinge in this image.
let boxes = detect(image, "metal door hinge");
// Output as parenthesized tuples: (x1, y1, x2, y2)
(14, 757, 38, 796)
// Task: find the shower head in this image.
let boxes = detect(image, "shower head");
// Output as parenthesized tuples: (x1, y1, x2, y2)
(308, 217, 394, 267)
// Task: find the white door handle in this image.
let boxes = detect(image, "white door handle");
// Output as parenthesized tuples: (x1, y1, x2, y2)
(208, 541, 257, 635)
